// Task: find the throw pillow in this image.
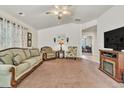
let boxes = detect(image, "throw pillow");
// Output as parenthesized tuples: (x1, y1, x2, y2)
(24, 49, 31, 59)
(0, 54, 13, 65)
(13, 54, 23, 66)
(30, 49, 40, 57)
(0, 61, 3, 64)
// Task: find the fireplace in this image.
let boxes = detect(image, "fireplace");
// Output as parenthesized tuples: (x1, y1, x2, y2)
(99, 50, 124, 82)
(103, 61, 115, 77)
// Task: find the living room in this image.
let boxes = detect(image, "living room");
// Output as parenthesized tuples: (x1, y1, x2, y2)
(0, 0, 124, 92)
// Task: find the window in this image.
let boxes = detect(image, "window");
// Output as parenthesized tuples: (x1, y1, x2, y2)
(0, 17, 28, 49)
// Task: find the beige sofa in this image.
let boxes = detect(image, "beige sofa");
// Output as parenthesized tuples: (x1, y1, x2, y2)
(40, 46, 56, 60)
(0, 48, 43, 87)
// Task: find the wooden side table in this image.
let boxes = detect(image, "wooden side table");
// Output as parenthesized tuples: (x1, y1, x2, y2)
(57, 50, 65, 58)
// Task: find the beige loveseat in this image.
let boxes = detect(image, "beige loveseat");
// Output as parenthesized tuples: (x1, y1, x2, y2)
(40, 46, 56, 60)
(0, 48, 43, 87)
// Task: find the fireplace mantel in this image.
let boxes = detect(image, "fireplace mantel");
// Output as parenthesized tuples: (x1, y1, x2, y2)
(99, 50, 124, 83)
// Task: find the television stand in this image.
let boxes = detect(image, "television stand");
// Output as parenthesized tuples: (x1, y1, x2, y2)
(99, 50, 124, 83)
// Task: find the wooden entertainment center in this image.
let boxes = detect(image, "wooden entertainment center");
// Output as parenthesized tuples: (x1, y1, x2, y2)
(99, 50, 124, 83)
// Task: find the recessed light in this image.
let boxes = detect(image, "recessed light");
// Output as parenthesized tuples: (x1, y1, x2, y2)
(18, 12, 25, 16)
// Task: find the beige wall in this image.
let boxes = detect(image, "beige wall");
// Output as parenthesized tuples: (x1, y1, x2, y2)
(97, 6, 124, 50)
(38, 20, 98, 57)
(38, 23, 82, 57)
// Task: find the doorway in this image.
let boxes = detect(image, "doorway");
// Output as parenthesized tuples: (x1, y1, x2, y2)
(81, 26, 98, 62)
(81, 36, 92, 54)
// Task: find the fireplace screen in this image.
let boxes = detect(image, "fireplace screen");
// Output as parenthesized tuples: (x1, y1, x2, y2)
(103, 61, 114, 76)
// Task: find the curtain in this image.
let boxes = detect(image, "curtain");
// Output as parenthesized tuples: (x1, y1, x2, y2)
(22, 27, 28, 48)
(0, 18, 6, 49)
(0, 18, 3, 49)
(0, 17, 28, 49)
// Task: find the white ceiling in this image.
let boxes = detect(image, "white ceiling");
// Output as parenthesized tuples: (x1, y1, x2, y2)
(0, 5, 113, 30)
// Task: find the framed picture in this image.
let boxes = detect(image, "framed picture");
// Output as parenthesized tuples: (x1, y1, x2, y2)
(27, 32, 32, 47)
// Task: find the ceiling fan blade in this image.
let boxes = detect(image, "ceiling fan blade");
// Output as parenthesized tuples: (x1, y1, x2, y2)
(45, 11, 52, 14)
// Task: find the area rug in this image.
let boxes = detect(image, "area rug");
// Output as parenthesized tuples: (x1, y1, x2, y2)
(17, 59, 124, 88)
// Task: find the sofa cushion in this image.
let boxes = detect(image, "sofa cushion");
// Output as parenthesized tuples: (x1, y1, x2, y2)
(13, 54, 23, 66)
(47, 53, 55, 56)
(34, 56, 42, 61)
(15, 62, 30, 77)
(12, 49, 26, 60)
(0, 54, 13, 65)
(23, 49, 31, 59)
(22, 56, 41, 67)
(30, 49, 40, 57)
(0, 49, 13, 58)
(47, 53, 56, 56)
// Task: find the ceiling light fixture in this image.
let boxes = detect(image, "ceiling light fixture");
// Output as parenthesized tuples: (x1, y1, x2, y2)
(46, 5, 72, 24)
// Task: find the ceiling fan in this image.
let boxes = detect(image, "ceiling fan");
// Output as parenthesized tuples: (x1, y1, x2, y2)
(45, 5, 72, 20)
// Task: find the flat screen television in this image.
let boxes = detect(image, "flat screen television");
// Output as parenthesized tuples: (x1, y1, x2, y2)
(104, 27, 124, 51)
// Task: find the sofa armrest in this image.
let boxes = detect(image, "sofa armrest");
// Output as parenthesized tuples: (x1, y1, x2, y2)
(0, 64, 15, 76)
(0, 65, 15, 87)
(40, 51, 46, 54)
